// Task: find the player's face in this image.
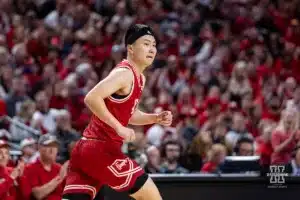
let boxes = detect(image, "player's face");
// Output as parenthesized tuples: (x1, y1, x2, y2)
(131, 35, 157, 67)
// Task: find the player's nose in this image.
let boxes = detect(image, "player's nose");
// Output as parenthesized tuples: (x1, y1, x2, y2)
(149, 47, 156, 54)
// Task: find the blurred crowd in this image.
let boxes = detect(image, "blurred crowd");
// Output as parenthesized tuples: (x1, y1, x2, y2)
(1, 0, 300, 199)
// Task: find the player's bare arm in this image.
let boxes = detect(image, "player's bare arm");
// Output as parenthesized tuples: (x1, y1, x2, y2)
(129, 109, 173, 126)
(84, 68, 136, 142)
(129, 72, 173, 126)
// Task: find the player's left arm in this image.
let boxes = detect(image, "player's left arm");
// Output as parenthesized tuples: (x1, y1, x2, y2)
(129, 109, 173, 126)
(129, 74, 172, 126)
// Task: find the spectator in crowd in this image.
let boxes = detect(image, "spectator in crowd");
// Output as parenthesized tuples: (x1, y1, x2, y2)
(0, 140, 25, 200)
(20, 138, 39, 164)
(228, 61, 252, 104)
(5, 75, 29, 117)
(181, 131, 212, 172)
(159, 140, 188, 174)
(233, 137, 254, 156)
(0, 64, 12, 99)
(261, 92, 282, 123)
(181, 108, 198, 145)
(52, 109, 80, 164)
(286, 86, 300, 112)
(9, 100, 36, 142)
(255, 124, 274, 168)
(201, 143, 227, 173)
(20, 134, 68, 200)
(31, 90, 57, 134)
(225, 112, 253, 150)
(271, 109, 300, 164)
(211, 121, 227, 146)
(144, 145, 161, 174)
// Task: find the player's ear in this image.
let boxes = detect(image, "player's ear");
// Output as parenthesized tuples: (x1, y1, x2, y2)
(127, 44, 134, 54)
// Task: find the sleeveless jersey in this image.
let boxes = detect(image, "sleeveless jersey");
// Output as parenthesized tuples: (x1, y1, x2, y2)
(83, 60, 144, 144)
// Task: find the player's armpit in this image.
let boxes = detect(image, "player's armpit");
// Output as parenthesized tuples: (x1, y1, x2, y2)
(84, 67, 134, 131)
(129, 109, 157, 126)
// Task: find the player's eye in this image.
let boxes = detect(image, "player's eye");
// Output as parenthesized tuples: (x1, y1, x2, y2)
(144, 43, 149, 46)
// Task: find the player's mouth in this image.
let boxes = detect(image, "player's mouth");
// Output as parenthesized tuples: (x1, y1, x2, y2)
(146, 56, 153, 59)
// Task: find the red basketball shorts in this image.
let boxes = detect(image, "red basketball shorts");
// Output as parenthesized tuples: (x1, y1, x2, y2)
(63, 138, 145, 199)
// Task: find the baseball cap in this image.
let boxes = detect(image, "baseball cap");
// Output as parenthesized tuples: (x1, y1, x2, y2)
(38, 134, 59, 146)
(0, 140, 9, 148)
(20, 138, 36, 149)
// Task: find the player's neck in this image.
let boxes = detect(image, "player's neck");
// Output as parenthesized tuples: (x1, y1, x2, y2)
(126, 57, 145, 75)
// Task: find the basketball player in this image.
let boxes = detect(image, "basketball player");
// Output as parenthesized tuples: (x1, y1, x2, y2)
(62, 24, 172, 200)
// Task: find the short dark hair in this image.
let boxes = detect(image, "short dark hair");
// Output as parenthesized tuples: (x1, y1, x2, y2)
(160, 140, 182, 158)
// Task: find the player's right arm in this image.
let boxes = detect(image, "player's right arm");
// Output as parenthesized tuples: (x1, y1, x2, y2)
(84, 68, 135, 141)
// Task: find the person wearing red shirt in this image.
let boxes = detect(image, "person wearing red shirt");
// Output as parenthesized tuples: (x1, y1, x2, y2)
(0, 140, 25, 200)
(255, 125, 274, 167)
(261, 93, 282, 123)
(271, 109, 300, 165)
(19, 134, 69, 200)
(201, 144, 227, 173)
(63, 24, 172, 200)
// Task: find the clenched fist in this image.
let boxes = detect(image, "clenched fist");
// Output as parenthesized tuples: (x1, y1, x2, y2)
(156, 111, 173, 126)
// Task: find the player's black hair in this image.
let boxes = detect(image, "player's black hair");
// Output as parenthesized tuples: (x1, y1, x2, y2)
(124, 24, 158, 46)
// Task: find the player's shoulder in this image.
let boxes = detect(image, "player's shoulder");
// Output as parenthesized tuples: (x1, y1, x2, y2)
(109, 66, 134, 81)
(111, 65, 134, 75)
(112, 65, 132, 73)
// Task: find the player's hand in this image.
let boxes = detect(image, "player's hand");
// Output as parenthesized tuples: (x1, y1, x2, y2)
(116, 126, 136, 143)
(156, 111, 173, 126)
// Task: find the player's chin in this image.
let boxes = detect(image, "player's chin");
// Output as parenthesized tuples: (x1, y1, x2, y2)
(144, 57, 154, 65)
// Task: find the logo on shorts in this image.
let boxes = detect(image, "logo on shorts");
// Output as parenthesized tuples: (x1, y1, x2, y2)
(266, 165, 288, 188)
(114, 159, 127, 170)
(107, 158, 142, 190)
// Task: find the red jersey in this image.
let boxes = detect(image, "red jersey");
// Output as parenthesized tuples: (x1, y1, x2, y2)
(83, 60, 144, 144)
